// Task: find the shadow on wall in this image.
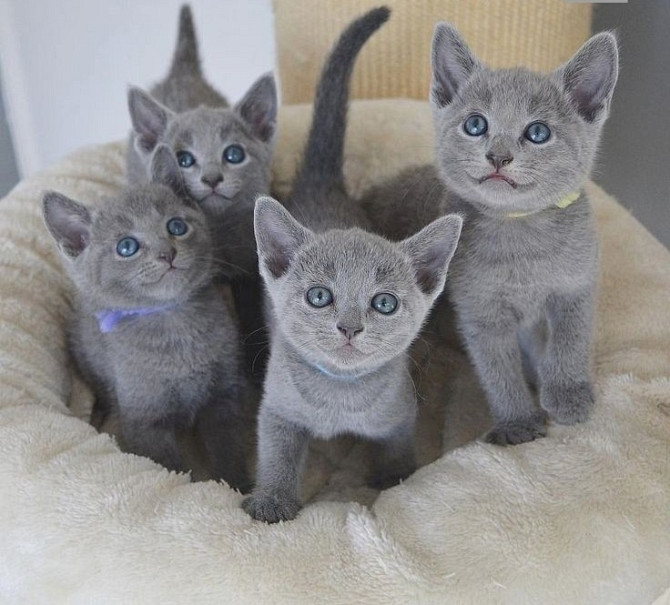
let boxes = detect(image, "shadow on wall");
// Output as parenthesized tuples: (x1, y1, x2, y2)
(591, 1, 670, 250)
(0, 77, 19, 198)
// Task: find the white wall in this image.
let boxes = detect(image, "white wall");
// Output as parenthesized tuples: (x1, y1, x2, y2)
(0, 0, 275, 177)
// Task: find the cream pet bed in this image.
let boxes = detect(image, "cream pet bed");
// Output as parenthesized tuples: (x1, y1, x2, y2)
(1, 99, 670, 604)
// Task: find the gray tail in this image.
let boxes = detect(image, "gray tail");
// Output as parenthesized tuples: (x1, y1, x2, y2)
(168, 5, 201, 77)
(292, 6, 390, 197)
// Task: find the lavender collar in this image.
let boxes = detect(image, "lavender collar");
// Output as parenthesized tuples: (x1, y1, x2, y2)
(95, 304, 176, 333)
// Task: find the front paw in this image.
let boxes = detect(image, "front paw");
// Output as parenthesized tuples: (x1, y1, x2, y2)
(541, 381, 594, 425)
(485, 411, 547, 446)
(242, 491, 302, 524)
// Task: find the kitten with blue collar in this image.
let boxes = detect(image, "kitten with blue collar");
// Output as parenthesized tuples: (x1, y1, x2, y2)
(42, 145, 252, 490)
(363, 25, 619, 445)
(242, 7, 462, 523)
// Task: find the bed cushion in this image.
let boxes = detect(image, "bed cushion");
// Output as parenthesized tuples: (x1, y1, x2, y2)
(1, 100, 669, 604)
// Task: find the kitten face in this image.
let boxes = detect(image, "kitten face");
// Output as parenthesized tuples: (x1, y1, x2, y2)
(128, 73, 277, 218)
(431, 25, 618, 215)
(44, 185, 213, 310)
(254, 198, 462, 375)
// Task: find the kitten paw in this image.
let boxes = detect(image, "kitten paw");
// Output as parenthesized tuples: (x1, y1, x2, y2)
(242, 491, 302, 524)
(541, 382, 594, 425)
(485, 412, 547, 446)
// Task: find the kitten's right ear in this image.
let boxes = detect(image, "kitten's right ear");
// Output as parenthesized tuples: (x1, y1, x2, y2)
(127, 87, 173, 155)
(42, 192, 92, 258)
(431, 23, 480, 108)
(400, 213, 463, 298)
(150, 144, 190, 201)
(254, 196, 310, 280)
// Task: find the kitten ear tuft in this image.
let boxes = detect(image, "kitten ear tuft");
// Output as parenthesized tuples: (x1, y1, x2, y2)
(42, 191, 92, 258)
(128, 87, 172, 155)
(150, 144, 190, 201)
(254, 196, 310, 280)
(559, 31, 619, 122)
(400, 213, 463, 297)
(431, 23, 480, 108)
(235, 73, 277, 143)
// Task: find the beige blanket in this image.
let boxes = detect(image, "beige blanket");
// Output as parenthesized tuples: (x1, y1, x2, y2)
(1, 100, 669, 604)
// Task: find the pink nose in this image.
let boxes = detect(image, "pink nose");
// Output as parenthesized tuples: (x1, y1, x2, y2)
(158, 248, 176, 265)
(337, 324, 364, 340)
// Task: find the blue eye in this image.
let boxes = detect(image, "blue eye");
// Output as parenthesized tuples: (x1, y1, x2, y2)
(176, 151, 196, 168)
(116, 237, 139, 257)
(524, 122, 551, 144)
(464, 114, 488, 137)
(306, 286, 333, 308)
(223, 144, 245, 164)
(371, 292, 398, 315)
(167, 218, 188, 236)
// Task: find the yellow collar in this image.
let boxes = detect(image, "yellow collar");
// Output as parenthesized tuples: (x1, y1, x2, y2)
(505, 191, 581, 219)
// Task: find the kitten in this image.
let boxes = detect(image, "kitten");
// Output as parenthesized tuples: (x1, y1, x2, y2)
(242, 7, 463, 523)
(42, 145, 252, 490)
(125, 4, 278, 382)
(363, 25, 619, 445)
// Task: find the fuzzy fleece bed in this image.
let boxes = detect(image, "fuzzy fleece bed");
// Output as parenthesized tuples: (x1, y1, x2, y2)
(1, 100, 669, 604)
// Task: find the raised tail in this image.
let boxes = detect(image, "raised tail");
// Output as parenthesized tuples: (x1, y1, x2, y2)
(293, 6, 390, 197)
(168, 5, 201, 77)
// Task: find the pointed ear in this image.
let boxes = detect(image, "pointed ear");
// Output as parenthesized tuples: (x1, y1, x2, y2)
(431, 23, 480, 108)
(558, 32, 619, 122)
(235, 73, 277, 142)
(254, 196, 310, 280)
(400, 214, 463, 297)
(128, 87, 172, 155)
(42, 191, 92, 258)
(150, 144, 190, 200)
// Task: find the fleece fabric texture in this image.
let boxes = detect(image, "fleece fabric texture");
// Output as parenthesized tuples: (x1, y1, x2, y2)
(273, 0, 592, 104)
(1, 100, 669, 604)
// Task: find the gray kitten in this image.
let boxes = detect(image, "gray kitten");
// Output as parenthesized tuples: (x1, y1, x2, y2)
(242, 7, 463, 523)
(125, 6, 277, 278)
(42, 145, 252, 490)
(363, 25, 619, 445)
(125, 4, 278, 382)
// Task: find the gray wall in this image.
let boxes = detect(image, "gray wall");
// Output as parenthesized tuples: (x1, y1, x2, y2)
(0, 77, 19, 198)
(592, 1, 670, 249)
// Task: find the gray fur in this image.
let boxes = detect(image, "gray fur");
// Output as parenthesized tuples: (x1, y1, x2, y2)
(242, 7, 463, 523)
(42, 146, 252, 490)
(363, 26, 619, 444)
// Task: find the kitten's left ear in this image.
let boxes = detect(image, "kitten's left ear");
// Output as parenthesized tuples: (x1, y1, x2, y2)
(558, 32, 619, 122)
(42, 191, 92, 259)
(235, 73, 277, 143)
(150, 144, 190, 201)
(254, 196, 310, 280)
(399, 213, 463, 298)
(431, 23, 480, 108)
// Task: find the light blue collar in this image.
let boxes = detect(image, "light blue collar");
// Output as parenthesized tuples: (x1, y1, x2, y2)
(95, 304, 176, 333)
(309, 361, 374, 382)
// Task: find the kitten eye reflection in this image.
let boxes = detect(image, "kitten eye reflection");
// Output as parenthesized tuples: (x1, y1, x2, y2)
(223, 144, 245, 164)
(524, 122, 551, 144)
(116, 236, 140, 257)
(176, 151, 196, 168)
(306, 286, 333, 308)
(463, 114, 488, 137)
(371, 292, 398, 315)
(167, 218, 188, 236)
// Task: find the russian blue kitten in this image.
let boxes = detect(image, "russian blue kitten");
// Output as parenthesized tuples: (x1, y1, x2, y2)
(364, 26, 619, 445)
(42, 146, 252, 490)
(125, 6, 278, 277)
(241, 7, 463, 523)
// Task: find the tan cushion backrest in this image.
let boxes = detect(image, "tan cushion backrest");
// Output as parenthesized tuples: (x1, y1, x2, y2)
(274, 0, 592, 104)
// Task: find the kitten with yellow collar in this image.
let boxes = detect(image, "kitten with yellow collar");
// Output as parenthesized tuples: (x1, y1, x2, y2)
(363, 25, 619, 444)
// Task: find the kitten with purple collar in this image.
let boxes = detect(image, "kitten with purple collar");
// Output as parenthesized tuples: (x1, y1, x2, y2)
(242, 7, 462, 523)
(43, 145, 252, 490)
(363, 25, 619, 445)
